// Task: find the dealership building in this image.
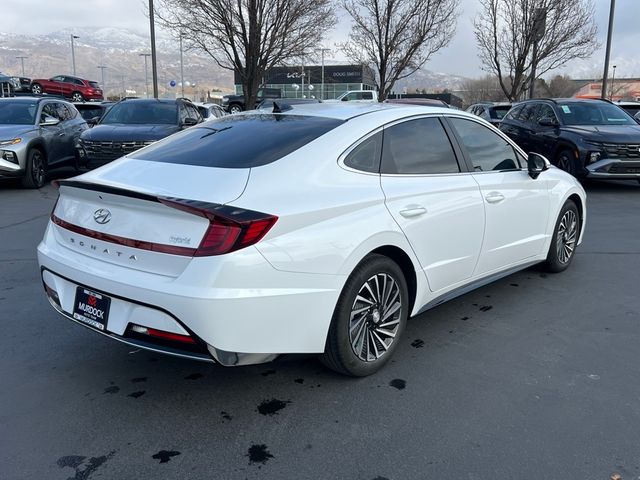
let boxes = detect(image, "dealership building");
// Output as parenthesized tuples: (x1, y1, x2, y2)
(234, 64, 377, 100)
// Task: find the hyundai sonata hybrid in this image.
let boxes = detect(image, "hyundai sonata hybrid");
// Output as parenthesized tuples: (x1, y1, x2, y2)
(38, 103, 586, 376)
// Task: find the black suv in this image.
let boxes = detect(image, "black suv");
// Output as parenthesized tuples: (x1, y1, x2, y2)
(221, 88, 282, 114)
(76, 98, 202, 169)
(466, 102, 512, 127)
(500, 98, 640, 180)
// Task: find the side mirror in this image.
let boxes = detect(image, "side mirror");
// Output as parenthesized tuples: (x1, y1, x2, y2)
(40, 116, 60, 126)
(182, 117, 198, 127)
(87, 116, 100, 126)
(527, 152, 550, 179)
(538, 117, 558, 127)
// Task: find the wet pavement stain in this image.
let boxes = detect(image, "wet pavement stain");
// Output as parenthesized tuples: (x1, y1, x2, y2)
(411, 339, 425, 348)
(128, 391, 146, 399)
(389, 379, 406, 390)
(151, 450, 181, 464)
(510, 283, 519, 287)
(257, 398, 290, 415)
(479, 305, 493, 312)
(261, 369, 276, 376)
(372, 477, 391, 480)
(221, 411, 232, 420)
(294, 378, 304, 384)
(539, 273, 548, 278)
(57, 450, 115, 480)
(247, 444, 273, 464)
(461, 316, 470, 321)
(131, 377, 147, 383)
(184, 373, 204, 380)
(103, 386, 119, 394)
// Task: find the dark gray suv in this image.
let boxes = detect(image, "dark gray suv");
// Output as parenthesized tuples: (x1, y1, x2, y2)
(0, 97, 88, 188)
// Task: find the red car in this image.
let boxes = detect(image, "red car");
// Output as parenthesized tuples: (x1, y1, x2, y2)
(30, 75, 103, 102)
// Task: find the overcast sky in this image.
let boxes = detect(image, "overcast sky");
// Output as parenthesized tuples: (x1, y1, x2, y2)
(2, 0, 639, 78)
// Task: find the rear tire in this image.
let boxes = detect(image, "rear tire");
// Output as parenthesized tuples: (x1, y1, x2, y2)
(544, 200, 580, 273)
(21, 148, 47, 189)
(31, 83, 42, 95)
(321, 254, 408, 376)
(71, 92, 84, 102)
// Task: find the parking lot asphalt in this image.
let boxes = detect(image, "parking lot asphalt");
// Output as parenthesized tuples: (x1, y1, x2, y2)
(1, 172, 639, 480)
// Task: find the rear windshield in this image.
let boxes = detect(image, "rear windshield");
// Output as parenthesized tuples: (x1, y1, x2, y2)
(101, 102, 177, 125)
(130, 114, 344, 168)
(89, 81, 100, 89)
(557, 102, 636, 126)
(491, 106, 511, 119)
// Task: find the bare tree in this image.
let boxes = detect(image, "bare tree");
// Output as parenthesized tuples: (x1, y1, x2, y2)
(459, 75, 509, 107)
(155, 0, 335, 109)
(474, 0, 598, 102)
(545, 74, 578, 98)
(340, 0, 459, 102)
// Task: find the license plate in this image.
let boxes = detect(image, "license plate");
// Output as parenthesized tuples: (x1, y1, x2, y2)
(73, 287, 111, 331)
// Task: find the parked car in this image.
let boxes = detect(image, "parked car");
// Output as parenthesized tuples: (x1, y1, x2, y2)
(256, 98, 322, 109)
(76, 98, 202, 169)
(0, 97, 88, 188)
(194, 102, 227, 119)
(466, 102, 512, 127)
(74, 102, 114, 126)
(615, 101, 640, 122)
(30, 75, 104, 102)
(385, 98, 450, 108)
(335, 90, 378, 102)
(9, 76, 31, 93)
(39, 103, 585, 376)
(499, 98, 640, 180)
(221, 88, 282, 113)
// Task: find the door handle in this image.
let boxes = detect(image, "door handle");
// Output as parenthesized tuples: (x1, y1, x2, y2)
(485, 192, 505, 204)
(399, 206, 427, 218)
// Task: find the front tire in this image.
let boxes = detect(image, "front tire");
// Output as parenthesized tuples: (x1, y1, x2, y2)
(21, 148, 47, 189)
(71, 92, 84, 102)
(229, 104, 242, 114)
(31, 83, 42, 95)
(555, 149, 576, 176)
(321, 254, 408, 376)
(544, 200, 580, 273)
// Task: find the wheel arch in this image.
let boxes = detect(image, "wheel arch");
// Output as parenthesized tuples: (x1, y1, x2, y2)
(567, 192, 585, 242)
(366, 245, 418, 317)
(26, 139, 47, 161)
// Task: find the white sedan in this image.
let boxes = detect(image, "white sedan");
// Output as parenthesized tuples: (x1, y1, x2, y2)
(38, 103, 586, 376)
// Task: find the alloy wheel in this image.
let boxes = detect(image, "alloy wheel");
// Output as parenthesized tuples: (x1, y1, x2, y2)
(556, 209, 578, 264)
(349, 273, 402, 362)
(72, 93, 83, 102)
(31, 151, 45, 187)
(32, 85, 42, 94)
(557, 153, 572, 173)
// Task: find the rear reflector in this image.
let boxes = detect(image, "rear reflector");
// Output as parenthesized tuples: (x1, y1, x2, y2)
(130, 323, 195, 344)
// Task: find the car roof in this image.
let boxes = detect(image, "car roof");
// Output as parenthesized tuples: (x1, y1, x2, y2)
(0, 96, 68, 104)
(239, 102, 460, 121)
(113, 98, 181, 105)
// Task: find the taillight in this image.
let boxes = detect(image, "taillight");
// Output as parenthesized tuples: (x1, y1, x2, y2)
(129, 324, 195, 344)
(158, 197, 277, 256)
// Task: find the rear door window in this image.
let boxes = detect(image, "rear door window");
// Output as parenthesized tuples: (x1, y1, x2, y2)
(381, 117, 460, 175)
(344, 131, 382, 173)
(131, 114, 344, 168)
(448, 117, 521, 171)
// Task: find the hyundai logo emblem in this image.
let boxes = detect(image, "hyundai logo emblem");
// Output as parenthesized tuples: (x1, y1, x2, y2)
(93, 208, 112, 224)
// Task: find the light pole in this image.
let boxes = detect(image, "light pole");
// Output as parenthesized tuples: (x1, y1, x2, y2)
(140, 53, 151, 98)
(97, 65, 107, 93)
(610, 65, 617, 100)
(148, 0, 159, 98)
(601, 0, 616, 100)
(16, 56, 28, 76)
(179, 34, 185, 98)
(70, 34, 79, 75)
(315, 48, 331, 100)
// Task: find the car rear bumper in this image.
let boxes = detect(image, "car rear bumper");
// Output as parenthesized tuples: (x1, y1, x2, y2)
(37, 222, 345, 364)
(586, 158, 640, 179)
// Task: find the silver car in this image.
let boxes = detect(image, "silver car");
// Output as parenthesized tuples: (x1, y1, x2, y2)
(0, 97, 88, 188)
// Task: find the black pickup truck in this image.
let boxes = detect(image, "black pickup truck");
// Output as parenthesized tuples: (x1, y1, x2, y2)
(221, 88, 282, 113)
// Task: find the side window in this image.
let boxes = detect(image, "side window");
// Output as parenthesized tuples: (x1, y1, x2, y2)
(55, 103, 71, 121)
(186, 104, 200, 121)
(344, 131, 382, 173)
(504, 104, 523, 121)
(381, 117, 460, 175)
(479, 107, 490, 120)
(178, 104, 189, 124)
(62, 77, 75, 84)
(517, 103, 539, 123)
(536, 104, 556, 123)
(449, 117, 521, 171)
(363, 92, 373, 100)
(41, 103, 60, 122)
(51, 76, 65, 83)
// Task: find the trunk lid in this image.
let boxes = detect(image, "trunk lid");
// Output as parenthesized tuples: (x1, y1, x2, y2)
(51, 158, 250, 277)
